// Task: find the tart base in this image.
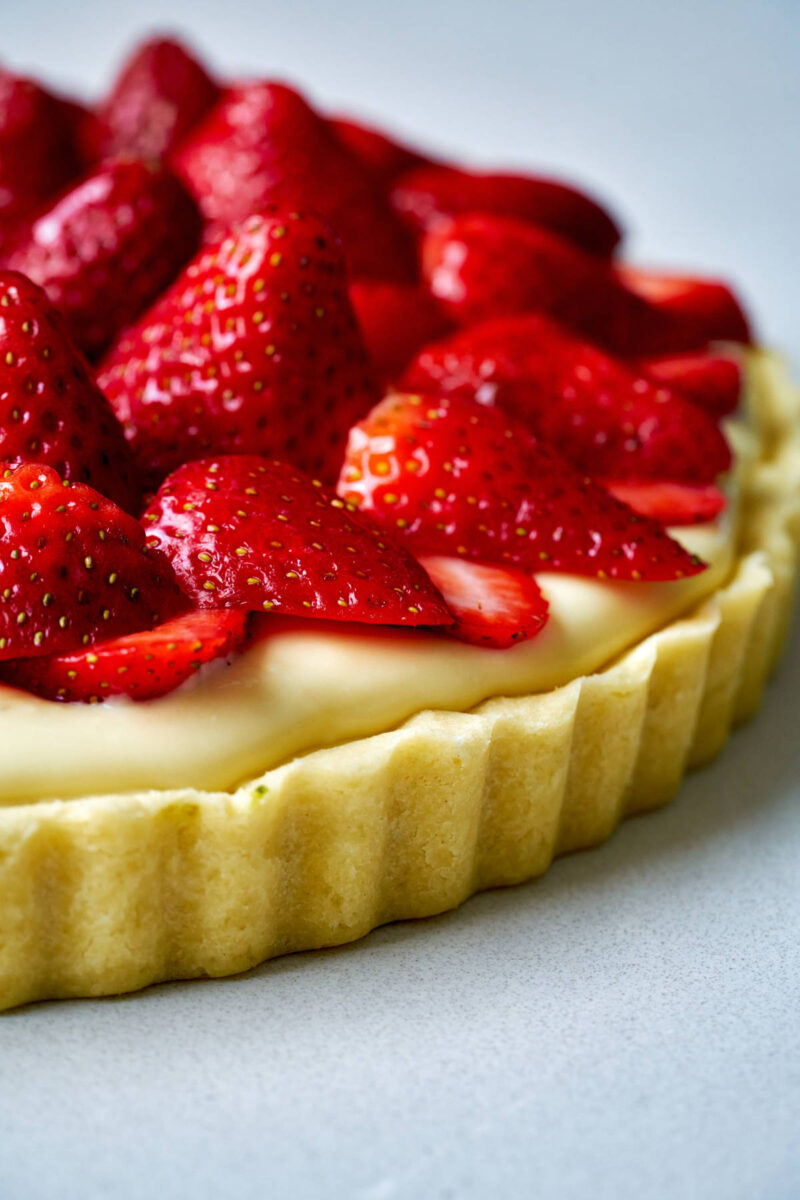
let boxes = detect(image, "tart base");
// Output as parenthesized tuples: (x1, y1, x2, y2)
(2, 350, 799, 1011)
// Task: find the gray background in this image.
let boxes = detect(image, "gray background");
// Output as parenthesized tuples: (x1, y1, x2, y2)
(2, 2, 799, 1197)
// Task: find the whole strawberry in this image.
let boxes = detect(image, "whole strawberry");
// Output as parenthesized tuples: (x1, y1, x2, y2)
(173, 81, 416, 281)
(404, 315, 731, 483)
(144, 455, 452, 626)
(98, 36, 221, 160)
(1, 609, 248, 703)
(421, 213, 694, 357)
(349, 281, 453, 380)
(0, 462, 182, 661)
(0, 72, 82, 239)
(338, 393, 706, 582)
(392, 165, 621, 257)
(0, 272, 140, 511)
(3, 158, 202, 358)
(98, 211, 379, 486)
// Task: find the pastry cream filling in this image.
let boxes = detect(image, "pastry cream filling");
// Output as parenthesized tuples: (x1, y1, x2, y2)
(0, 488, 740, 806)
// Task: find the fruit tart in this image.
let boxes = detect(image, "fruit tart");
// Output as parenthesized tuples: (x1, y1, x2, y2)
(0, 36, 798, 1011)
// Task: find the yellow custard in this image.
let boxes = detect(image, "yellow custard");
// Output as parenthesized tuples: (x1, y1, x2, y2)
(0, 499, 736, 805)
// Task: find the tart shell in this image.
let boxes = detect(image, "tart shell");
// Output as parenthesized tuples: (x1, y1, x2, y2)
(2, 351, 799, 1011)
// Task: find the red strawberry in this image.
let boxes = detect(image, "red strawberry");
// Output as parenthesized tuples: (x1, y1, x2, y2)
(98, 35, 221, 161)
(391, 165, 621, 257)
(601, 481, 727, 526)
(421, 213, 690, 357)
(338, 392, 705, 582)
(0, 272, 140, 511)
(3, 157, 202, 358)
(172, 81, 416, 281)
(638, 352, 742, 419)
(404, 315, 731, 483)
(0, 462, 182, 661)
(616, 266, 752, 346)
(1, 609, 248, 703)
(98, 211, 378, 487)
(418, 555, 548, 648)
(0, 72, 81, 239)
(329, 115, 435, 186)
(349, 281, 454, 380)
(144, 455, 452, 627)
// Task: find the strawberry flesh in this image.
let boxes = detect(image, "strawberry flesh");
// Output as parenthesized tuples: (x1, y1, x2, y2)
(419, 555, 548, 648)
(638, 352, 742, 420)
(404, 314, 731, 483)
(392, 165, 621, 257)
(3, 157, 202, 358)
(173, 81, 416, 281)
(616, 266, 752, 346)
(98, 211, 379, 487)
(0, 462, 183, 661)
(601, 480, 727, 525)
(329, 116, 435, 186)
(144, 455, 453, 626)
(98, 36, 221, 161)
(339, 392, 706, 582)
(0, 609, 248, 703)
(349, 281, 454, 380)
(0, 271, 140, 511)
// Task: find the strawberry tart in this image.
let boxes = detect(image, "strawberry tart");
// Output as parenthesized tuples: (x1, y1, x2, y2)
(0, 37, 798, 1010)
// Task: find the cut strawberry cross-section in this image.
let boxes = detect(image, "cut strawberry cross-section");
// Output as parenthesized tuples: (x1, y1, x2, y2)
(144, 455, 453, 627)
(98, 211, 379, 487)
(403, 314, 731, 483)
(0, 609, 249, 703)
(419, 556, 549, 649)
(0, 462, 183, 661)
(338, 393, 706, 582)
(0, 271, 141, 512)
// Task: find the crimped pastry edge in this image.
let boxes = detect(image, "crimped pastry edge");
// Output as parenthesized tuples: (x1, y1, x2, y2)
(1, 351, 799, 1011)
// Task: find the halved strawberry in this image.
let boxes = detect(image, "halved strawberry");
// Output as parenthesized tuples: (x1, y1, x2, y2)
(419, 556, 548, 648)
(329, 115, 435, 186)
(0, 609, 248, 703)
(98, 35, 221, 160)
(403, 315, 731, 483)
(0, 462, 182, 661)
(616, 266, 752, 346)
(601, 481, 727, 526)
(420, 213, 689, 357)
(349, 281, 454, 380)
(338, 393, 705, 582)
(144, 455, 452, 626)
(638, 352, 742, 420)
(3, 157, 202, 358)
(391, 164, 621, 257)
(0, 72, 82, 238)
(173, 81, 416, 281)
(98, 211, 378, 487)
(0, 272, 140, 511)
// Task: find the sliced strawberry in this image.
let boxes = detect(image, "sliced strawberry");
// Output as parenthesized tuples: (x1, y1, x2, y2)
(421, 213, 691, 357)
(391, 165, 621, 257)
(419, 555, 548, 648)
(349, 281, 454, 380)
(144, 455, 452, 626)
(173, 81, 416, 281)
(329, 115, 435, 186)
(0, 73, 82, 248)
(638, 352, 742, 419)
(0, 272, 140, 511)
(616, 266, 752, 346)
(338, 392, 705, 582)
(404, 315, 731, 483)
(98, 211, 378, 487)
(0, 609, 248, 703)
(98, 36, 221, 160)
(3, 157, 202, 358)
(601, 481, 727, 526)
(0, 462, 182, 661)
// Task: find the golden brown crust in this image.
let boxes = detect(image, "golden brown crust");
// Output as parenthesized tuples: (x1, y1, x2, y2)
(1, 351, 799, 1011)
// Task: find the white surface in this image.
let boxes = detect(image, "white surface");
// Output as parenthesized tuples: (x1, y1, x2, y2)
(2, 2, 799, 1197)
